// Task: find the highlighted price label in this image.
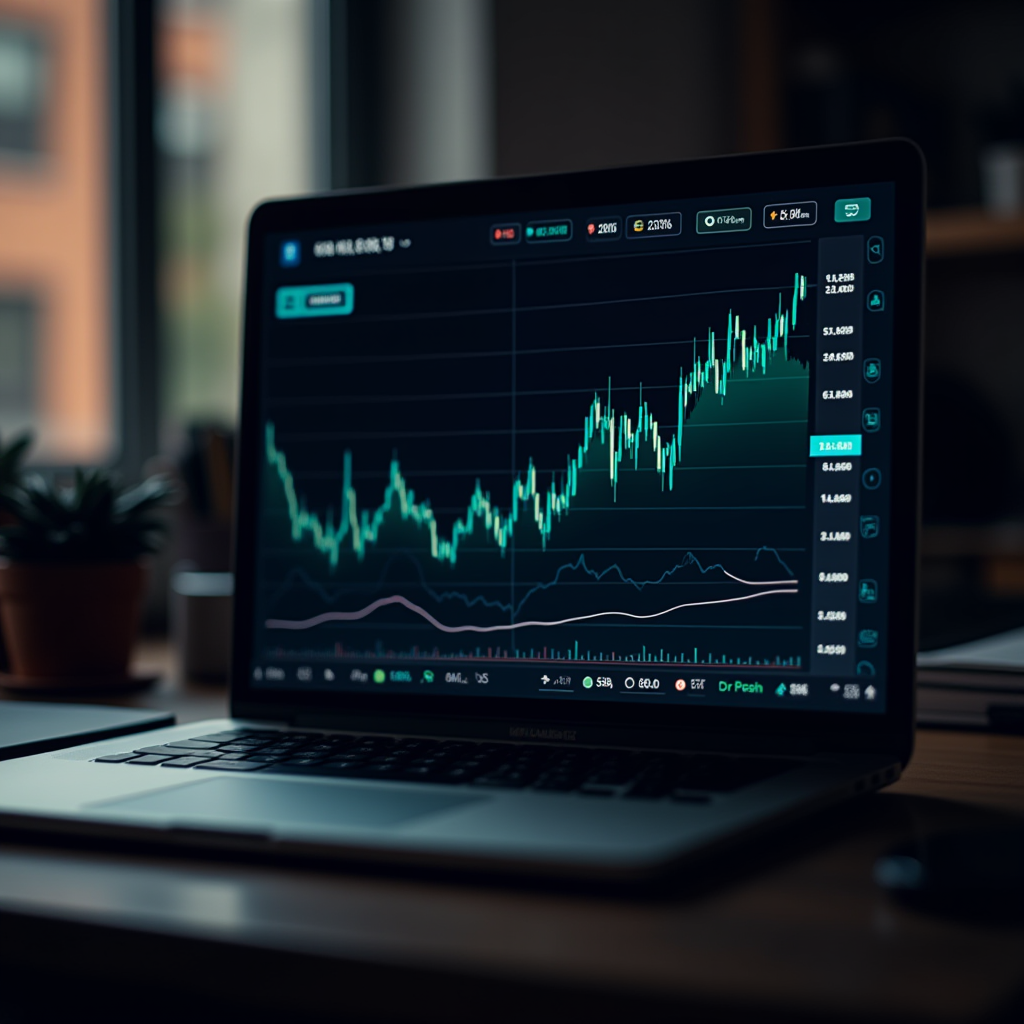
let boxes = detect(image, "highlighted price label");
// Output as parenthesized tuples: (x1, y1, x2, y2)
(810, 434, 862, 457)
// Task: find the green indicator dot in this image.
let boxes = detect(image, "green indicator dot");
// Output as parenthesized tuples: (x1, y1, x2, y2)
(582, 675, 594, 689)
(525, 226, 534, 237)
(373, 669, 386, 684)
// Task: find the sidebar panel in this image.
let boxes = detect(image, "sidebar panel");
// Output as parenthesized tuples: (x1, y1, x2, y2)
(810, 236, 864, 676)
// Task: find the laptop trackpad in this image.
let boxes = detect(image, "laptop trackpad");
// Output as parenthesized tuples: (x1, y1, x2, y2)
(95, 777, 483, 832)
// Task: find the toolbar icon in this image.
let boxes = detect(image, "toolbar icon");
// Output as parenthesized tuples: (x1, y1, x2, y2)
(867, 236, 884, 263)
(862, 467, 882, 490)
(860, 515, 880, 539)
(867, 289, 885, 312)
(858, 579, 879, 604)
(862, 407, 881, 432)
(279, 240, 300, 267)
(863, 358, 882, 383)
(858, 629, 879, 648)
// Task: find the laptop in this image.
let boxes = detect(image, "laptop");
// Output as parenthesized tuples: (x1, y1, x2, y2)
(0, 140, 925, 882)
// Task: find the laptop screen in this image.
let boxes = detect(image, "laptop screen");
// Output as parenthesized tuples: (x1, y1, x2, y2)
(247, 180, 898, 717)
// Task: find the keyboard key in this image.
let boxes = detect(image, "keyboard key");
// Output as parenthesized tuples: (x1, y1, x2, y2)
(93, 752, 141, 763)
(435, 767, 482, 783)
(162, 740, 221, 750)
(127, 754, 175, 765)
(268, 763, 375, 779)
(161, 756, 215, 768)
(625, 778, 675, 799)
(532, 776, 583, 792)
(193, 760, 267, 772)
(472, 773, 535, 789)
(671, 792, 711, 803)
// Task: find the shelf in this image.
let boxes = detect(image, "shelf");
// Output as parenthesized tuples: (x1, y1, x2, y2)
(926, 207, 1024, 258)
(921, 523, 1024, 559)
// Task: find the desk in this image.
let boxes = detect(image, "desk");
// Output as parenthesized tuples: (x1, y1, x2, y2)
(1, 647, 1023, 1023)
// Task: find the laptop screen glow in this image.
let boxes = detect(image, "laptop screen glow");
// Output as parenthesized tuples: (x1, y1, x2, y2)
(249, 183, 895, 715)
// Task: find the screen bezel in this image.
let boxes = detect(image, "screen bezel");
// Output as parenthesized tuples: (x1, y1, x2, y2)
(231, 139, 925, 762)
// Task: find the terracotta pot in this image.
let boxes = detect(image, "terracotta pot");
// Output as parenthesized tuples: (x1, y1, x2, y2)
(0, 561, 145, 681)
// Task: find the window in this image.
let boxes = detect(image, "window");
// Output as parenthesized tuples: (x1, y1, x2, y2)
(156, 0, 318, 447)
(0, 21, 47, 155)
(0, 1, 113, 464)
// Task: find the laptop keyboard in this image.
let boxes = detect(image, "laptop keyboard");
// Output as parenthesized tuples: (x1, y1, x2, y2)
(93, 729, 801, 800)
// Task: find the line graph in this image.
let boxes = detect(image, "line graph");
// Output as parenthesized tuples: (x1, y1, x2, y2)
(266, 588, 799, 633)
(266, 545, 798, 621)
(256, 244, 814, 669)
(266, 272, 807, 570)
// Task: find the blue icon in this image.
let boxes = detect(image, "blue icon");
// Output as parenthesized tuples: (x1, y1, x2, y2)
(863, 358, 881, 383)
(858, 629, 879, 648)
(862, 467, 882, 490)
(279, 240, 301, 267)
(275, 284, 354, 319)
(862, 407, 881, 432)
(856, 660, 876, 676)
(858, 579, 878, 604)
(860, 515, 880, 539)
(867, 236, 884, 263)
(867, 289, 885, 312)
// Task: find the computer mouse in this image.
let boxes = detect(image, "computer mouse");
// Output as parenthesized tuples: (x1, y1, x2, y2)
(874, 826, 1024, 924)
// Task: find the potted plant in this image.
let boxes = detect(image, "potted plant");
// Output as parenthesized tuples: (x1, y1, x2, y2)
(0, 467, 173, 688)
(0, 430, 33, 673)
(0, 430, 32, 501)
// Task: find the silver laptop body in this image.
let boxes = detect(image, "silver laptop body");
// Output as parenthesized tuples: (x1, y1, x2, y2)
(0, 141, 924, 882)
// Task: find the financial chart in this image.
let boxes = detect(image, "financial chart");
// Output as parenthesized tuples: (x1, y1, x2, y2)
(251, 188, 894, 711)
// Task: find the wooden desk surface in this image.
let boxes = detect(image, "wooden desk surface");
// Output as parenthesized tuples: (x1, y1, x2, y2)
(1, 645, 1022, 1022)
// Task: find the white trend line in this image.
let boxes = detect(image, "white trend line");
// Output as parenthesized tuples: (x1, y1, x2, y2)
(719, 570, 794, 585)
(265, 587, 799, 634)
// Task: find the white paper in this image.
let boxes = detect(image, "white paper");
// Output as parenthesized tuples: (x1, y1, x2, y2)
(917, 626, 1024, 670)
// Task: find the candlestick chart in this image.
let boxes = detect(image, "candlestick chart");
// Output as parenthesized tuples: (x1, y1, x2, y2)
(257, 245, 815, 669)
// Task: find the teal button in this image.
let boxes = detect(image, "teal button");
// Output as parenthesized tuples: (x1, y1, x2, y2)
(276, 283, 354, 318)
(810, 434, 862, 457)
(834, 197, 871, 223)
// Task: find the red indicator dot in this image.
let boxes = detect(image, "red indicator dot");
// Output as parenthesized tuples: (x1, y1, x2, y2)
(587, 222, 596, 235)
(675, 679, 686, 691)
(494, 229, 502, 240)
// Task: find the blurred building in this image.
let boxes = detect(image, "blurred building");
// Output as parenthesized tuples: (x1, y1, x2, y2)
(0, 0, 110, 463)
